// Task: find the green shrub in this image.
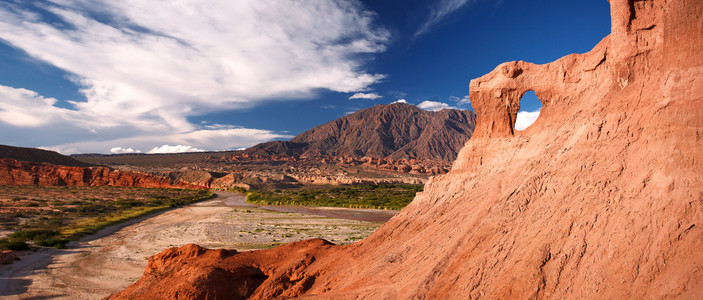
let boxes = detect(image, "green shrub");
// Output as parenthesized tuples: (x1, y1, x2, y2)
(36, 238, 69, 249)
(0, 239, 30, 251)
(245, 184, 422, 210)
(229, 186, 248, 194)
(9, 229, 60, 241)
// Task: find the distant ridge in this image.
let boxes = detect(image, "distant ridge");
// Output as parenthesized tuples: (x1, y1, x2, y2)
(0, 144, 92, 167)
(245, 103, 476, 161)
(0, 144, 205, 189)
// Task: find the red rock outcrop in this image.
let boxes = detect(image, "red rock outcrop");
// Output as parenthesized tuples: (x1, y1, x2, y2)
(0, 158, 205, 189)
(111, 240, 334, 299)
(110, 0, 703, 298)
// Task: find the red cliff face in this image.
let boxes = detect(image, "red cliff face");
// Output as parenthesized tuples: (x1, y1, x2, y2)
(110, 0, 703, 298)
(0, 158, 205, 189)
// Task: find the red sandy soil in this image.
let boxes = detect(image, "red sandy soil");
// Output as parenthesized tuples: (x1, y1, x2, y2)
(110, 0, 703, 298)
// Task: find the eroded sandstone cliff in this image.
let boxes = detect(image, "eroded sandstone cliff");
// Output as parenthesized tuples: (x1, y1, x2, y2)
(0, 158, 205, 189)
(110, 0, 703, 298)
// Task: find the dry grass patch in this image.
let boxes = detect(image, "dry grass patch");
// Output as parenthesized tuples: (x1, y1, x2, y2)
(0, 185, 212, 250)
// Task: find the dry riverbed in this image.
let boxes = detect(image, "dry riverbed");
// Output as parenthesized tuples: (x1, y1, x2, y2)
(0, 192, 394, 299)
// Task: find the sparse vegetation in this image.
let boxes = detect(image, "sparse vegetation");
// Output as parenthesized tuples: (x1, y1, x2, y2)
(228, 186, 248, 194)
(0, 185, 212, 250)
(245, 184, 422, 210)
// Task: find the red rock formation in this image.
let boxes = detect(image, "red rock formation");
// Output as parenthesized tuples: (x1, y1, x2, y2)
(110, 240, 334, 299)
(0, 158, 205, 189)
(110, 0, 703, 298)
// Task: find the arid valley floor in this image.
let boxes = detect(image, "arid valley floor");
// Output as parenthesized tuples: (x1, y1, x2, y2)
(0, 192, 393, 299)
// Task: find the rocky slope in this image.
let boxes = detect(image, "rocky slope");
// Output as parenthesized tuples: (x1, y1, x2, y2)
(0, 144, 92, 167)
(245, 103, 476, 161)
(0, 145, 206, 189)
(110, 0, 703, 298)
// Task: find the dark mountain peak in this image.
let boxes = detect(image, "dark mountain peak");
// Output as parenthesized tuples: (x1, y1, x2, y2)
(249, 104, 476, 161)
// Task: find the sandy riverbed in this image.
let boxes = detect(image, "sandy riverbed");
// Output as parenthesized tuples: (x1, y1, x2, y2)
(0, 192, 395, 299)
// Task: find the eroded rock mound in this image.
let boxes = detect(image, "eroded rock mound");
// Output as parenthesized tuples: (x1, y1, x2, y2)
(111, 0, 703, 298)
(108, 240, 336, 299)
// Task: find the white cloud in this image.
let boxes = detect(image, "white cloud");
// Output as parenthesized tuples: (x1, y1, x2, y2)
(417, 100, 456, 111)
(393, 99, 408, 104)
(0, 0, 388, 153)
(349, 92, 382, 100)
(450, 95, 471, 105)
(514, 110, 540, 131)
(48, 127, 294, 154)
(148, 145, 204, 154)
(110, 147, 141, 154)
(415, 0, 475, 38)
(0, 85, 294, 154)
(0, 85, 82, 128)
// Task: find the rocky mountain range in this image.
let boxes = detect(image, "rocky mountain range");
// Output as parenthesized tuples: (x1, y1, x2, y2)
(110, 0, 703, 298)
(244, 102, 476, 161)
(72, 103, 476, 188)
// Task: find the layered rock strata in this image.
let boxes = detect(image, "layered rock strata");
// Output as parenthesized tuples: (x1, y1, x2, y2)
(0, 158, 205, 189)
(111, 0, 703, 298)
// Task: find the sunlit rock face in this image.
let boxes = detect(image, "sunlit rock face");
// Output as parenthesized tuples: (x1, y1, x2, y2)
(0, 158, 205, 189)
(110, 0, 703, 299)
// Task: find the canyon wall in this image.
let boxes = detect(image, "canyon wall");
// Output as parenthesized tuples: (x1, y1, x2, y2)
(0, 158, 205, 189)
(111, 0, 703, 298)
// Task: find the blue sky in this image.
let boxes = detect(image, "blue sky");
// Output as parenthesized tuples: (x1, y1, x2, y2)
(0, 0, 610, 154)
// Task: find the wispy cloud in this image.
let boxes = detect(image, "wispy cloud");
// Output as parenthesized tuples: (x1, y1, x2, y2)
(349, 92, 382, 100)
(388, 90, 407, 99)
(0, 83, 293, 154)
(42, 124, 294, 154)
(414, 0, 475, 38)
(0, 0, 388, 153)
(449, 95, 471, 106)
(417, 100, 456, 111)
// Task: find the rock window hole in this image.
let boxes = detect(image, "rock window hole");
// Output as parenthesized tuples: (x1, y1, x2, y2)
(515, 90, 542, 131)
